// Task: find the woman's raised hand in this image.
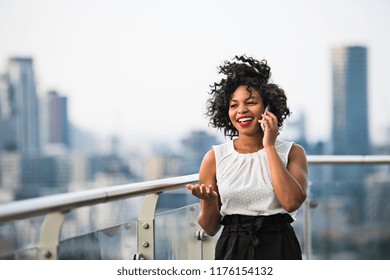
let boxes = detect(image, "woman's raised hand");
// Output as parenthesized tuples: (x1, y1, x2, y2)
(186, 183, 218, 202)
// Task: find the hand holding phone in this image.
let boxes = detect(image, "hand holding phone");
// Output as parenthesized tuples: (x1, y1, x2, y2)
(258, 105, 270, 131)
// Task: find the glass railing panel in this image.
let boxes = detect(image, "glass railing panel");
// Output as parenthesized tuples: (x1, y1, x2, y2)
(154, 203, 205, 260)
(58, 196, 143, 260)
(0, 216, 43, 259)
(61, 196, 144, 241)
(156, 189, 200, 214)
(308, 163, 390, 259)
(0, 247, 37, 260)
(59, 219, 137, 260)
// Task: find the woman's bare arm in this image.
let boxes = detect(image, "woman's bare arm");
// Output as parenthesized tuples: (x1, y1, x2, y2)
(186, 149, 221, 236)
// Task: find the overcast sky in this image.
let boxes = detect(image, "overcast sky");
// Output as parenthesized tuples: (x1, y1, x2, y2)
(0, 0, 389, 146)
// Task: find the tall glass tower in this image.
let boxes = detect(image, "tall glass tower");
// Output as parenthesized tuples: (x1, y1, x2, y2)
(331, 46, 370, 156)
(6, 57, 41, 157)
(331, 46, 371, 223)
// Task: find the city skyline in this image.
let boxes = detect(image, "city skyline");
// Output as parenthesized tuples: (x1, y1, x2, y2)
(0, 0, 389, 146)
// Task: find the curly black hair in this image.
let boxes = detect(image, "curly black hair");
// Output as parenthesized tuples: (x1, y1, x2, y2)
(206, 55, 291, 139)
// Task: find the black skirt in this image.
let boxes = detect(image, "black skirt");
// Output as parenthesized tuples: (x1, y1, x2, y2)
(215, 213, 302, 260)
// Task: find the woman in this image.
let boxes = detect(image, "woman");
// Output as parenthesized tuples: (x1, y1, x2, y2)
(186, 55, 308, 260)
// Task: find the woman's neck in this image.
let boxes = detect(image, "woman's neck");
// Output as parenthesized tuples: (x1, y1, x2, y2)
(233, 133, 263, 153)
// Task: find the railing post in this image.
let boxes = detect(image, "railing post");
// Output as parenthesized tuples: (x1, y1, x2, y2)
(134, 193, 159, 260)
(37, 211, 65, 260)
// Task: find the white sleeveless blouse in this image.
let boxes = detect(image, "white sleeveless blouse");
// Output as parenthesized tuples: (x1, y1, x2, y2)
(213, 139, 297, 219)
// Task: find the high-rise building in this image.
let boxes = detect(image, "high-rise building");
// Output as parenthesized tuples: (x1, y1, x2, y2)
(331, 46, 371, 223)
(43, 90, 70, 148)
(0, 73, 15, 152)
(2, 57, 41, 156)
(331, 46, 370, 155)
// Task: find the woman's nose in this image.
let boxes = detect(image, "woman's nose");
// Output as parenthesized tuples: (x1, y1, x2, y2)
(238, 104, 248, 114)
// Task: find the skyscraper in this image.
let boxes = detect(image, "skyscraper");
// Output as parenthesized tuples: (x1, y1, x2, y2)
(0, 73, 19, 153)
(3, 57, 41, 156)
(331, 46, 370, 156)
(45, 90, 70, 147)
(331, 46, 371, 223)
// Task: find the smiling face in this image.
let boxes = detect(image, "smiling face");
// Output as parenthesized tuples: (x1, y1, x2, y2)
(229, 85, 265, 135)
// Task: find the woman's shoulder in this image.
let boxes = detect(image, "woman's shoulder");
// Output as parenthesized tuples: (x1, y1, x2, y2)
(203, 148, 216, 160)
(275, 138, 293, 147)
(200, 148, 217, 174)
(289, 142, 307, 159)
(277, 139, 307, 166)
(275, 138, 294, 153)
(276, 139, 306, 154)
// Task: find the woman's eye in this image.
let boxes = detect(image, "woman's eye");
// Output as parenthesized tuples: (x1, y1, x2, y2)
(230, 104, 237, 108)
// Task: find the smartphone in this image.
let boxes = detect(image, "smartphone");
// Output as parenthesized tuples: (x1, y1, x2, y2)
(259, 105, 270, 131)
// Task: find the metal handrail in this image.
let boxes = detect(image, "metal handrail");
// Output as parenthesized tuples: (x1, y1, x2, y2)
(307, 155, 390, 164)
(0, 174, 198, 223)
(1, 155, 389, 223)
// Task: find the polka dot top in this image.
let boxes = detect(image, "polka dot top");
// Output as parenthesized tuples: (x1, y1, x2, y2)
(213, 138, 296, 219)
